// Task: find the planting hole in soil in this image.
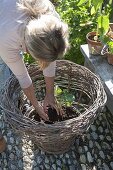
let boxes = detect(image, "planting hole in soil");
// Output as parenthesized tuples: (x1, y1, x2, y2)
(18, 87, 92, 124)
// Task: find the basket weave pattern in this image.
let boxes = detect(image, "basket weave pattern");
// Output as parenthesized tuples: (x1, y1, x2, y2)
(0, 60, 107, 154)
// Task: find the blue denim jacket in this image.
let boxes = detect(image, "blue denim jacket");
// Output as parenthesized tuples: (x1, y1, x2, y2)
(0, 57, 11, 92)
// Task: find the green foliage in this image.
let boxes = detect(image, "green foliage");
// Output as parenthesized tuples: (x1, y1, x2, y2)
(107, 41, 113, 54)
(23, 52, 35, 64)
(56, 0, 97, 65)
(98, 14, 109, 40)
(54, 85, 75, 107)
(23, 0, 113, 65)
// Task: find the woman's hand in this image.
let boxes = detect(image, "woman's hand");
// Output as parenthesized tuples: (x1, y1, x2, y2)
(35, 102, 49, 121)
(22, 84, 49, 121)
(43, 94, 63, 115)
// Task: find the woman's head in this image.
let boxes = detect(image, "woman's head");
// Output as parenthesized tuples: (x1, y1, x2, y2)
(24, 15, 69, 65)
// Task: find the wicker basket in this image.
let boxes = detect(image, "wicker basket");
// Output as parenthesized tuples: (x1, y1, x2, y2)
(0, 60, 107, 154)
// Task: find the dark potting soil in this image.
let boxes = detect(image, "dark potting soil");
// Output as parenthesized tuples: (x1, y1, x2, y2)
(19, 89, 91, 124)
(21, 104, 84, 124)
(88, 35, 101, 42)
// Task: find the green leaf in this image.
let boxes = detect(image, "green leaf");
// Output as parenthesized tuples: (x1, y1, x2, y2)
(54, 85, 62, 96)
(92, 0, 103, 12)
(98, 15, 109, 36)
(77, 0, 87, 6)
(91, 6, 95, 15)
(108, 41, 113, 54)
(62, 91, 75, 106)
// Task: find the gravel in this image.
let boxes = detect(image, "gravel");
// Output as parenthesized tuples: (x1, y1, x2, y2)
(0, 106, 113, 170)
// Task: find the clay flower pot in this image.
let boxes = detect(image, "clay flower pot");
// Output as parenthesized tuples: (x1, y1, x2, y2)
(86, 32, 104, 55)
(106, 52, 113, 65)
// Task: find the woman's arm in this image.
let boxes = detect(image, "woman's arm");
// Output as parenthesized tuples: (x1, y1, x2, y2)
(23, 84, 49, 120)
(43, 76, 56, 112)
(0, 54, 49, 120)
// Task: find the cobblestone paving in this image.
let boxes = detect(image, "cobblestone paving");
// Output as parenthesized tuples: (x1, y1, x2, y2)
(0, 107, 113, 170)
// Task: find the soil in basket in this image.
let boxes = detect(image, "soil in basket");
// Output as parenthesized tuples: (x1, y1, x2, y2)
(21, 105, 79, 124)
(19, 90, 91, 124)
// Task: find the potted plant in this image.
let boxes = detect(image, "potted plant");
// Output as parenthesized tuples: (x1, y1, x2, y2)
(77, 0, 110, 55)
(106, 41, 113, 64)
(101, 31, 113, 64)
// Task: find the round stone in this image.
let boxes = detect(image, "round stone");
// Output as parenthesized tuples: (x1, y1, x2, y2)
(99, 151, 105, 159)
(99, 135, 104, 140)
(87, 152, 93, 163)
(110, 162, 113, 169)
(86, 134, 90, 140)
(80, 154, 86, 164)
(45, 164, 50, 170)
(52, 164, 57, 170)
(72, 151, 76, 158)
(7, 131, 12, 137)
(95, 142, 101, 150)
(91, 132, 98, 140)
(8, 145, 12, 151)
(4, 159, 7, 166)
(9, 153, 15, 160)
(18, 160, 23, 168)
(10, 164, 16, 170)
(103, 163, 110, 170)
(98, 116, 102, 121)
(45, 157, 49, 164)
(102, 142, 111, 149)
(69, 165, 77, 170)
(94, 154, 97, 159)
(37, 157, 43, 164)
(78, 146, 83, 153)
(81, 164, 86, 170)
(56, 160, 61, 167)
(90, 125, 96, 131)
(10, 137, 14, 144)
(98, 126, 103, 133)
(105, 129, 109, 133)
(84, 146, 88, 152)
(97, 159, 101, 166)
(89, 140, 93, 148)
(106, 136, 112, 141)
(65, 153, 69, 159)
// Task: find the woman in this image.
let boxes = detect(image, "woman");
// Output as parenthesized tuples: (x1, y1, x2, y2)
(0, 0, 69, 152)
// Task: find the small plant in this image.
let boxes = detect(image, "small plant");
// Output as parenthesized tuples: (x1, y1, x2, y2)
(54, 85, 75, 107)
(77, 0, 110, 42)
(108, 41, 113, 54)
(101, 34, 113, 55)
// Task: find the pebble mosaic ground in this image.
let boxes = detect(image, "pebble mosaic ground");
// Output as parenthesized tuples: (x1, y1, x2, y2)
(0, 107, 113, 170)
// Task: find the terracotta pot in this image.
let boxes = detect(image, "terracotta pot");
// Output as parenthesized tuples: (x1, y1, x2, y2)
(86, 32, 104, 55)
(109, 23, 113, 31)
(106, 52, 113, 65)
(107, 23, 113, 39)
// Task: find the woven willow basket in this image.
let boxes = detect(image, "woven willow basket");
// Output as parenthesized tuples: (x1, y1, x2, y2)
(0, 60, 107, 154)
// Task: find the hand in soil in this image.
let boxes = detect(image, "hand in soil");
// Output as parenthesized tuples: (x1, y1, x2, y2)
(43, 94, 64, 116)
(45, 107, 63, 124)
(35, 103, 49, 121)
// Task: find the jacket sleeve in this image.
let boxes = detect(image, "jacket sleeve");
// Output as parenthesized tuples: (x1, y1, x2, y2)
(43, 61, 56, 77)
(0, 50, 32, 89)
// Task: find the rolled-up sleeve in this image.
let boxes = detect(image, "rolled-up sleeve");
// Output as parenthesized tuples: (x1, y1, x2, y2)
(0, 49, 32, 89)
(43, 61, 56, 77)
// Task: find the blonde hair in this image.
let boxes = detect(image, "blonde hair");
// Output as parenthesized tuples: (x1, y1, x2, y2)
(17, 0, 55, 17)
(18, 0, 69, 69)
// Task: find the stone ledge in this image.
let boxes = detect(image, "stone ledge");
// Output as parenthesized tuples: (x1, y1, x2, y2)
(80, 44, 113, 115)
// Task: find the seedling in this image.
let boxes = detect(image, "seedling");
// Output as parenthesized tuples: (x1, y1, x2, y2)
(54, 85, 75, 107)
